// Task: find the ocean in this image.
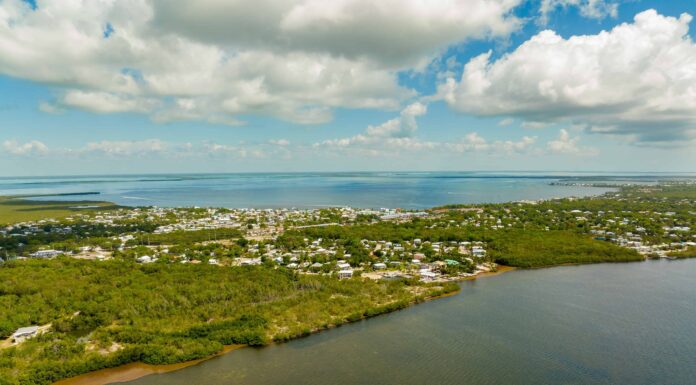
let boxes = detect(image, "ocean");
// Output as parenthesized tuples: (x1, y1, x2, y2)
(0, 171, 682, 209)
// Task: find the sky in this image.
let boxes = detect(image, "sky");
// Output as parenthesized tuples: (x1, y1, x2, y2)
(0, 0, 695, 176)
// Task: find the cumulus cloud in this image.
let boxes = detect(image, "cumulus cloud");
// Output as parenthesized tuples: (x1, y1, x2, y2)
(365, 102, 427, 138)
(84, 139, 169, 157)
(546, 129, 599, 155)
(2, 139, 49, 156)
(318, 102, 435, 152)
(202, 143, 266, 159)
(269, 139, 290, 146)
(539, 0, 618, 24)
(59, 91, 159, 114)
(0, 0, 521, 125)
(440, 10, 696, 144)
(152, 0, 521, 68)
(318, 103, 539, 156)
(447, 133, 537, 154)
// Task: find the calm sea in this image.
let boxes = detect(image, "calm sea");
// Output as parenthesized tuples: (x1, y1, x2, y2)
(0, 171, 680, 209)
(125, 259, 696, 385)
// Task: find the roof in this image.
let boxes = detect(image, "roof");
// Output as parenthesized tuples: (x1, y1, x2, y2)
(13, 326, 39, 336)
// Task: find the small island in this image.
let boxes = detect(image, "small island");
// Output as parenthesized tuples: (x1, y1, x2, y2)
(0, 183, 694, 385)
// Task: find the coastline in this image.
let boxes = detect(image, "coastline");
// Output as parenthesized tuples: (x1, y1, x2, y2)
(51, 267, 516, 385)
(52, 345, 244, 385)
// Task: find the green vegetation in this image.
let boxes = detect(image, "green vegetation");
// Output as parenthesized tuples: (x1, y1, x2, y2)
(0, 258, 455, 385)
(667, 247, 696, 259)
(128, 228, 243, 246)
(286, 223, 643, 268)
(486, 230, 642, 268)
(0, 196, 119, 225)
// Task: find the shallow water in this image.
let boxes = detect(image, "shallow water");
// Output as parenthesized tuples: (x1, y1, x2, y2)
(123, 259, 696, 385)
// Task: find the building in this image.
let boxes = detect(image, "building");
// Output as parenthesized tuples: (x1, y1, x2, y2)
(419, 271, 438, 282)
(12, 326, 39, 343)
(337, 270, 353, 279)
(30, 249, 61, 259)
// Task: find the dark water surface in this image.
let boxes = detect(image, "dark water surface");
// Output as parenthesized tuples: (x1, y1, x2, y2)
(125, 260, 696, 385)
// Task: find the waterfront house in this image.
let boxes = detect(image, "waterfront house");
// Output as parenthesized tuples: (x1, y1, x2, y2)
(419, 271, 438, 282)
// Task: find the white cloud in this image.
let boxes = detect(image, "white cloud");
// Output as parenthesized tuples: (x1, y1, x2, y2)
(318, 103, 538, 157)
(38, 102, 63, 114)
(153, 0, 521, 68)
(0, 0, 521, 125)
(447, 133, 537, 154)
(269, 139, 290, 146)
(521, 121, 549, 129)
(365, 102, 427, 138)
(84, 139, 168, 156)
(440, 10, 696, 144)
(2, 139, 48, 156)
(539, 0, 618, 24)
(59, 91, 159, 114)
(318, 102, 433, 152)
(547, 129, 599, 155)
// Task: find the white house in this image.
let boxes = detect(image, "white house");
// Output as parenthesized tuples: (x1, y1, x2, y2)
(337, 270, 353, 279)
(30, 249, 61, 259)
(12, 326, 39, 343)
(419, 271, 438, 282)
(136, 255, 153, 264)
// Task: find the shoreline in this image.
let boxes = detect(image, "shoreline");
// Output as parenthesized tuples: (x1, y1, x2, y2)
(51, 267, 515, 385)
(53, 345, 244, 385)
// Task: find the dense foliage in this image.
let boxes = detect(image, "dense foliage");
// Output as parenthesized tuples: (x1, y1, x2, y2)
(0, 258, 454, 385)
(667, 247, 696, 259)
(486, 230, 642, 268)
(127, 228, 243, 246)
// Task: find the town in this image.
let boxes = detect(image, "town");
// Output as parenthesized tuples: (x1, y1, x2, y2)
(2, 183, 694, 285)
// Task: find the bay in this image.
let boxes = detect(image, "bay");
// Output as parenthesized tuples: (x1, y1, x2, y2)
(123, 259, 696, 385)
(0, 171, 655, 208)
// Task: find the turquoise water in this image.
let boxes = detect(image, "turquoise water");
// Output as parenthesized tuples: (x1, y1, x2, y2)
(0, 172, 641, 208)
(125, 259, 696, 385)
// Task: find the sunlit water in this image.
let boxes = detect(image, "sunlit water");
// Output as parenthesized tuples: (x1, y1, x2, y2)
(0, 172, 641, 208)
(123, 259, 696, 385)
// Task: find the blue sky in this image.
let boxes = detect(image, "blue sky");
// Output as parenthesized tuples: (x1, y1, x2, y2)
(0, 0, 695, 176)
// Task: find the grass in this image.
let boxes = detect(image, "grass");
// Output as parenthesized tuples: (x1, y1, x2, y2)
(667, 247, 696, 259)
(0, 196, 120, 225)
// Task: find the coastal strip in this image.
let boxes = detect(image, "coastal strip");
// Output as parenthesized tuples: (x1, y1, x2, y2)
(50, 267, 516, 385)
